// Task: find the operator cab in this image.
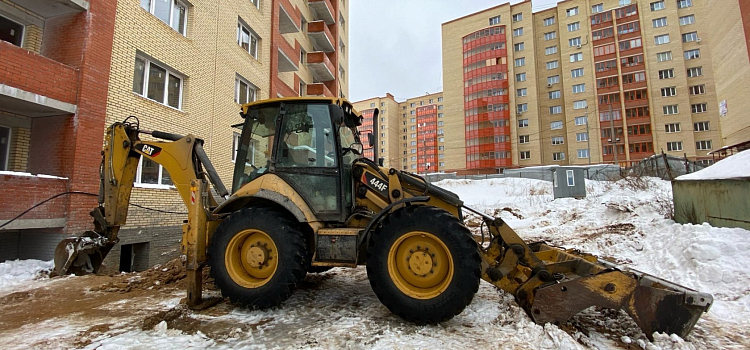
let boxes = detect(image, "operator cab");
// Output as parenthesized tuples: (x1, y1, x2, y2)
(233, 98, 363, 222)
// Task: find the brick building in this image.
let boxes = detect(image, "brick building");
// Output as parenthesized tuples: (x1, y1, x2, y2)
(0, 0, 116, 261)
(0, 0, 349, 270)
(441, 0, 725, 173)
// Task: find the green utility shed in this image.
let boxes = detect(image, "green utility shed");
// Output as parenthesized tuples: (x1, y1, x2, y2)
(672, 150, 750, 230)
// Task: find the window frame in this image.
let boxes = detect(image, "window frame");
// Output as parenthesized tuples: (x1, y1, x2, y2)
(653, 17, 667, 28)
(235, 75, 258, 104)
(237, 20, 260, 59)
(133, 56, 184, 110)
(650, 1, 665, 11)
(135, 156, 174, 188)
(141, 0, 189, 36)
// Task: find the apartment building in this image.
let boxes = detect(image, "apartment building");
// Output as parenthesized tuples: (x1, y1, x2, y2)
(0, 0, 116, 261)
(351, 93, 399, 167)
(442, 0, 726, 174)
(398, 93, 446, 173)
(271, 0, 348, 98)
(0, 0, 348, 269)
(706, 0, 750, 149)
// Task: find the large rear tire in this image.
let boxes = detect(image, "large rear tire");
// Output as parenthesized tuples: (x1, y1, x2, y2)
(208, 207, 308, 309)
(366, 205, 481, 324)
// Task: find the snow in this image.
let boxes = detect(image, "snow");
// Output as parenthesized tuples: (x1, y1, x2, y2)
(0, 259, 53, 291)
(676, 149, 750, 180)
(0, 170, 68, 180)
(3, 177, 749, 349)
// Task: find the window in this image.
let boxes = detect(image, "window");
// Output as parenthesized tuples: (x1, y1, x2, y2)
(249, 0, 260, 8)
(657, 51, 673, 62)
(677, 0, 692, 9)
(546, 61, 559, 70)
(682, 32, 698, 43)
(552, 136, 565, 145)
(621, 54, 644, 67)
(618, 22, 639, 35)
(513, 27, 524, 37)
(575, 116, 588, 125)
(568, 22, 580, 32)
(410, 102, 415, 107)
(0, 15, 23, 47)
(545, 46, 558, 55)
(665, 123, 681, 133)
(438, 97, 443, 102)
(235, 75, 258, 104)
(655, 34, 670, 45)
(650, 1, 665, 11)
(578, 149, 590, 158)
(593, 43, 616, 56)
(520, 151, 531, 160)
(571, 68, 584, 78)
(549, 91, 561, 99)
(517, 103, 528, 113)
(544, 31, 557, 41)
(572, 84, 586, 93)
(591, 12, 612, 25)
(630, 106, 651, 119)
(548, 75, 560, 84)
(620, 0, 632, 5)
(567, 7, 579, 16)
(696, 140, 712, 150)
(516, 73, 526, 82)
(592, 4, 603, 13)
(553, 152, 566, 161)
(518, 119, 529, 128)
(689, 85, 705, 95)
(653, 17, 667, 28)
(661, 87, 676, 97)
(141, 0, 188, 35)
(666, 141, 683, 152)
(624, 88, 648, 100)
(573, 100, 587, 109)
(514, 42, 525, 51)
(489, 15, 501, 26)
(684, 49, 701, 60)
(237, 21, 259, 58)
(515, 57, 526, 67)
(596, 60, 617, 72)
(687, 67, 703, 77)
(694, 121, 710, 131)
(133, 56, 183, 109)
(691, 103, 707, 113)
(680, 15, 695, 26)
(551, 121, 563, 129)
(550, 106, 563, 114)
(543, 17, 555, 26)
(663, 105, 679, 115)
(569, 37, 582, 47)
(512, 13, 523, 22)
(136, 157, 174, 186)
(570, 53, 583, 62)
(519, 135, 530, 143)
(619, 38, 642, 51)
(517, 88, 527, 97)
(659, 69, 674, 79)
(0, 126, 9, 170)
(576, 132, 588, 142)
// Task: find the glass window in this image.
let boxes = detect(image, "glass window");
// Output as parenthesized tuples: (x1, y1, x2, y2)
(568, 22, 580, 32)
(515, 57, 526, 67)
(677, 0, 692, 9)
(573, 84, 586, 93)
(549, 91, 561, 99)
(571, 68, 584, 77)
(545, 46, 558, 55)
(566, 170, 575, 186)
(682, 32, 698, 42)
(653, 17, 667, 28)
(546, 61, 559, 70)
(684, 49, 700, 60)
(548, 75, 560, 84)
(517, 88, 527, 97)
(665, 123, 681, 133)
(679, 15, 695, 26)
(576, 132, 588, 142)
(513, 27, 524, 37)
(657, 51, 673, 62)
(570, 53, 583, 62)
(514, 42, 525, 51)
(650, 1, 665, 11)
(278, 103, 336, 168)
(520, 151, 531, 160)
(136, 157, 173, 186)
(235, 75, 258, 104)
(141, 0, 188, 35)
(592, 4, 603, 13)
(577, 149, 589, 158)
(544, 31, 556, 40)
(573, 100, 587, 109)
(543, 17, 555, 26)
(567, 7, 579, 16)
(0, 14, 24, 46)
(551, 121, 563, 129)
(655, 34, 670, 45)
(133, 56, 182, 109)
(575, 116, 587, 125)
(569, 37, 582, 47)
(238, 22, 260, 58)
(659, 69, 674, 79)
(552, 136, 564, 145)
(512, 13, 523, 22)
(489, 15, 501, 25)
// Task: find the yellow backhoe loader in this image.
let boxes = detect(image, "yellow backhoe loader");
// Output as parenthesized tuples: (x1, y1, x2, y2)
(54, 97, 712, 339)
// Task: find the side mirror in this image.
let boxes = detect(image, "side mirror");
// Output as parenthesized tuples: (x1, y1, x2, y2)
(329, 104, 344, 125)
(367, 133, 375, 148)
(378, 158, 384, 167)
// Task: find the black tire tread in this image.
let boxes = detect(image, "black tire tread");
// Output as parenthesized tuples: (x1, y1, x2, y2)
(366, 205, 481, 324)
(208, 206, 308, 309)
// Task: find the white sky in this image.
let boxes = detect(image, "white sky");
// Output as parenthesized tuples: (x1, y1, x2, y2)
(349, 0, 565, 102)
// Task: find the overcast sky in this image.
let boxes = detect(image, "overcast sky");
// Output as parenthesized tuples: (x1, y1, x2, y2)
(349, 0, 564, 102)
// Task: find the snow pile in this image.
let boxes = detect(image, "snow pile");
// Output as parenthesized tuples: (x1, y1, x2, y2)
(677, 149, 750, 180)
(0, 259, 53, 290)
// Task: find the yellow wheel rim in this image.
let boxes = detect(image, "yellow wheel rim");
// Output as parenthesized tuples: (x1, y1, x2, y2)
(225, 229, 279, 288)
(387, 231, 454, 299)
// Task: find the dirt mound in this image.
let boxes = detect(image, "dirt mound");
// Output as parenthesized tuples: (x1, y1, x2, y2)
(92, 257, 187, 293)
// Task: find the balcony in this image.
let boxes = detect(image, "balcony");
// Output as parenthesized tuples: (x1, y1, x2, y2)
(307, 0, 335, 25)
(275, 77, 297, 97)
(278, 0, 301, 34)
(277, 38, 299, 72)
(7, 0, 87, 18)
(307, 21, 335, 52)
(306, 52, 335, 82)
(306, 82, 333, 97)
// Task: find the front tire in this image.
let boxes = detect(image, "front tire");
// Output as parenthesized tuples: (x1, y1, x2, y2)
(208, 207, 308, 309)
(366, 205, 481, 324)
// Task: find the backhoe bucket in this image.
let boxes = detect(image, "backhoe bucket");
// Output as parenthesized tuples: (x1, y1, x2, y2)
(476, 214, 712, 340)
(527, 247, 712, 339)
(54, 231, 116, 276)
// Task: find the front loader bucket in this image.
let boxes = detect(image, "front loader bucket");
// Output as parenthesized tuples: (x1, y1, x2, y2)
(54, 231, 116, 276)
(475, 213, 713, 340)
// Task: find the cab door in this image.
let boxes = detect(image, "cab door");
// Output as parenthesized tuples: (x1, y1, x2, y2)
(273, 103, 345, 222)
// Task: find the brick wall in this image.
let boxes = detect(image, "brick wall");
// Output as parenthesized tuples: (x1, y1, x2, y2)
(8, 126, 29, 172)
(0, 173, 69, 221)
(28, 115, 74, 177)
(0, 40, 79, 104)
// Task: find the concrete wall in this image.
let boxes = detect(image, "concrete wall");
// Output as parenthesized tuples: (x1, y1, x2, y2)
(100, 225, 183, 274)
(673, 179, 750, 230)
(0, 229, 64, 261)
